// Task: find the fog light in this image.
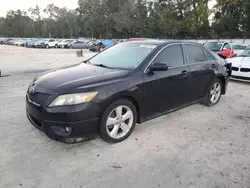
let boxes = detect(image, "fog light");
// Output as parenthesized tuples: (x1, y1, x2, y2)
(76, 137, 84, 142)
(50, 125, 72, 137)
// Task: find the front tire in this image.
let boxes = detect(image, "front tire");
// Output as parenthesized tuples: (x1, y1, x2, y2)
(203, 79, 222, 106)
(45, 44, 49, 49)
(99, 99, 137, 143)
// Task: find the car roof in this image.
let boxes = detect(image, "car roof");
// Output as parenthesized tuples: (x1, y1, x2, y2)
(124, 39, 204, 47)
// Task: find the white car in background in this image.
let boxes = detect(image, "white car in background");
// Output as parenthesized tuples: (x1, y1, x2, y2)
(227, 49, 250, 81)
(231, 43, 248, 56)
(44, 39, 58, 49)
(14, 39, 26, 46)
(58, 39, 75, 48)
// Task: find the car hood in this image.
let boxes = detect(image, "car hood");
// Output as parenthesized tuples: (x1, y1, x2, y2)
(228, 57, 250, 68)
(34, 63, 131, 93)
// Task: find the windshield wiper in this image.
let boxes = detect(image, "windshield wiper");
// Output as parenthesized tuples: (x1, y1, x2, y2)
(93, 64, 114, 69)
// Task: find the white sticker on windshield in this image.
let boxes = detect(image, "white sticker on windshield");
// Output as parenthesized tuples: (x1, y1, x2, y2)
(140, 44, 156, 49)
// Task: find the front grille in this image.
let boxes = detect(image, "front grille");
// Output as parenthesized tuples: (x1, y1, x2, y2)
(231, 76, 250, 80)
(232, 67, 239, 71)
(48, 112, 82, 122)
(240, 68, 250, 72)
(29, 92, 52, 105)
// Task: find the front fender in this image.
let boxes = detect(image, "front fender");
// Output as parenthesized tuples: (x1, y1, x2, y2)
(96, 76, 144, 120)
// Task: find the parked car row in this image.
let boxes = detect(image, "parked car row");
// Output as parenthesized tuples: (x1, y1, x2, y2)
(203, 41, 250, 58)
(202, 41, 250, 81)
(0, 38, 125, 50)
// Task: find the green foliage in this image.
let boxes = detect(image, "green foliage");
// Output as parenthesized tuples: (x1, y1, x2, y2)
(0, 0, 250, 39)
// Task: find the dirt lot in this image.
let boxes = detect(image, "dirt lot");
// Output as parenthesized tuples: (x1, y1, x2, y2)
(0, 45, 250, 188)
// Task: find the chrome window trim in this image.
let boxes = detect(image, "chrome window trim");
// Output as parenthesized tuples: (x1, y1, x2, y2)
(144, 42, 210, 73)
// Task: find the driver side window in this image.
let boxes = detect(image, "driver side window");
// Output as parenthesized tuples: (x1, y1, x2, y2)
(153, 44, 184, 67)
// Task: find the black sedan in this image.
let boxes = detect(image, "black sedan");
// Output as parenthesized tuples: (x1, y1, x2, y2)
(26, 40, 232, 143)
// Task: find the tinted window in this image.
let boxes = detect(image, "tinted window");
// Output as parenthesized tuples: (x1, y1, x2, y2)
(204, 50, 215, 60)
(185, 45, 206, 64)
(153, 44, 184, 67)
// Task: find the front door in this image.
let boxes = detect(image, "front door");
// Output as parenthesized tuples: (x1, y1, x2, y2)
(142, 44, 189, 118)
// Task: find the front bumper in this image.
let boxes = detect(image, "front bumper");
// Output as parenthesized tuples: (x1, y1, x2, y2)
(231, 69, 250, 82)
(26, 92, 100, 143)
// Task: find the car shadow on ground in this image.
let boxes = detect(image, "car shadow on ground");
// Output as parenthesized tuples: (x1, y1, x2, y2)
(230, 79, 250, 85)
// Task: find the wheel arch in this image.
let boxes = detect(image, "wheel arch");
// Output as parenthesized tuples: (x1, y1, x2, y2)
(99, 94, 142, 127)
(217, 75, 226, 95)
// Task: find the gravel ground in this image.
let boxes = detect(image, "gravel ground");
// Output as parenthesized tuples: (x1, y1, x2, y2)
(0, 45, 250, 188)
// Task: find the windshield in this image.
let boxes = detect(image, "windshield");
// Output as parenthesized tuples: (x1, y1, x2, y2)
(89, 43, 156, 70)
(204, 42, 223, 51)
(237, 50, 250, 57)
(232, 44, 246, 50)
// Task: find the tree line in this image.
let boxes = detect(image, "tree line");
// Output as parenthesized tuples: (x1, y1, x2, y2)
(1, 0, 250, 39)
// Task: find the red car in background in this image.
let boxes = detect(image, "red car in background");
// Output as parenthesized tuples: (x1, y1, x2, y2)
(204, 41, 234, 59)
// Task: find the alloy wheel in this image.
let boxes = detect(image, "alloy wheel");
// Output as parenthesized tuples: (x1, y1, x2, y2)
(106, 105, 134, 139)
(210, 82, 221, 104)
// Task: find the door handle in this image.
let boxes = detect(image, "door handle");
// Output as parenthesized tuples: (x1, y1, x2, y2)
(180, 70, 189, 78)
(181, 70, 188, 75)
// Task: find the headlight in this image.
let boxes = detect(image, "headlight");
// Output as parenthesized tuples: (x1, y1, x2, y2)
(48, 92, 98, 107)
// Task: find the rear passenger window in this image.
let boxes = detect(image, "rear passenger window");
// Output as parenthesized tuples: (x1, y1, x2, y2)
(153, 44, 184, 67)
(184, 44, 206, 64)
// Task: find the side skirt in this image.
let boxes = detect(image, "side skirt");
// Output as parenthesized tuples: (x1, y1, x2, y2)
(139, 98, 204, 123)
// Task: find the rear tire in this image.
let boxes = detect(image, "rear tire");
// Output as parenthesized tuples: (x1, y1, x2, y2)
(45, 44, 49, 49)
(203, 79, 222, 107)
(99, 99, 137, 143)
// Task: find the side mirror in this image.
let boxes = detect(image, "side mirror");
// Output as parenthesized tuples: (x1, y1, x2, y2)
(76, 50, 83, 57)
(149, 62, 168, 71)
(217, 54, 226, 59)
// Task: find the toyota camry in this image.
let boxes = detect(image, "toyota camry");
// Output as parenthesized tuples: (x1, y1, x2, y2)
(26, 40, 232, 143)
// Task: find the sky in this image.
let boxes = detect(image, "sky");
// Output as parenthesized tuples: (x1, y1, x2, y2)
(0, 0, 78, 17)
(0, 0, 216, 17)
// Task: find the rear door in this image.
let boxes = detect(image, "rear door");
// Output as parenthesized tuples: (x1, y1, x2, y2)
(183, 44, 216, 102)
